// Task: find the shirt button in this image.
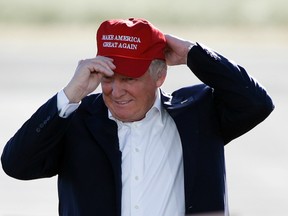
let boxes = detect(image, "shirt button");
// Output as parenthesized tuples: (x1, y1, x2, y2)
(134, 205, 139, 209)
(135, 176, 139, 181)
(135, 148, 140, 152)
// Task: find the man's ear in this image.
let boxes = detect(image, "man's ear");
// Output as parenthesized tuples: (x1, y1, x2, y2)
(156, 66, 167, 88)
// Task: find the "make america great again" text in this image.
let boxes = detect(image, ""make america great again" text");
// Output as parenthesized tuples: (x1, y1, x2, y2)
(101, 34, 141, 50)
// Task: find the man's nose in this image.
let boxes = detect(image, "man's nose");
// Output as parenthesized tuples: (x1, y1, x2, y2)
(111, 79, 126, 98)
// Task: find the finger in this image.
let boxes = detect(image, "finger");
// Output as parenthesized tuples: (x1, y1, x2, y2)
(91, 56, 116, 75)
(88, 62, 114, 77)
(77, 57, 114, 77)
(94, 56, 116, 69)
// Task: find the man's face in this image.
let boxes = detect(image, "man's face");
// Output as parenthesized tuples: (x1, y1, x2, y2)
(101, 70, 165, 122)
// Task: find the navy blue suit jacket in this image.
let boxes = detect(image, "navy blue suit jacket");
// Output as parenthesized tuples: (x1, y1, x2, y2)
(1, 43, 274, 215)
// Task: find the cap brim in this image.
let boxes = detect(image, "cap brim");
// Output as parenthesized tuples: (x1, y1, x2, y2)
(110, 56, 152, 78)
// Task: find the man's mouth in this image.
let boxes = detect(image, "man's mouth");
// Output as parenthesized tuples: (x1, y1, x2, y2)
(114, 100, 132, 105)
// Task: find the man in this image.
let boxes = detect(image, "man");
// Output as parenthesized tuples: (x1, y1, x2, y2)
(1, 18, 274, 216)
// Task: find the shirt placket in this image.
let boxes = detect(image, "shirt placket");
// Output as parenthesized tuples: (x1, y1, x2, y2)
(130, 122, 143, 216)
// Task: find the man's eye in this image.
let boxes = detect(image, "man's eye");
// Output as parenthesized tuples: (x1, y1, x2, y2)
(124, 77, 136, 82)
(103, 76, 112, 82)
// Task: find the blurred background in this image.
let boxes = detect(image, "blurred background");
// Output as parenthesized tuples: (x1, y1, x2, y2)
(0, 0, 287, 215)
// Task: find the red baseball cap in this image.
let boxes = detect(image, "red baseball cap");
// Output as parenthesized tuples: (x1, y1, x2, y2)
(96, 18, 166, 78)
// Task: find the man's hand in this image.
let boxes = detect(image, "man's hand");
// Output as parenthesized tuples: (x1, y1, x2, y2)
(64, 56, 115, 103)
(164, 34, 195, 66)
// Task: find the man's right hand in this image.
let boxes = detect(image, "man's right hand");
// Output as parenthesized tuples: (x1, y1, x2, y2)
(63, 56, 115, 103)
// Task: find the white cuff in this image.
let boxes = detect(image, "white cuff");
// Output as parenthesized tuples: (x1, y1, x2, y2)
(57, 89, 80, 118)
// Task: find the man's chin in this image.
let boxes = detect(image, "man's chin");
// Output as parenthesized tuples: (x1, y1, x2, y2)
(113, 112, 144, 123)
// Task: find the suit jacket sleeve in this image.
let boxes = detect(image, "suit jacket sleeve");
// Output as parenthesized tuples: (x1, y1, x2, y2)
(1, 94, 72, 180)
(187, 43, 274, 143)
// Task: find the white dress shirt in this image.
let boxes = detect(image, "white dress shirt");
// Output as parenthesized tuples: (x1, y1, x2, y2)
(109, 90, 185, 216)
(57, 89, 185, 216)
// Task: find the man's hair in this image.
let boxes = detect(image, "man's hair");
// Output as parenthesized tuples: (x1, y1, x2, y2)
(148, 59, 167, 81)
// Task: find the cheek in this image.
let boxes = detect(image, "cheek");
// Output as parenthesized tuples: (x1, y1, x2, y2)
(137, 85, 157, 106)
(101, 83, 112, 95)
(100, 83, 112, 106)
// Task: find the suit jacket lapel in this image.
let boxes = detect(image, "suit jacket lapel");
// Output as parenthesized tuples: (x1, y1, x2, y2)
(161, 89, 200, 210)
(83, 95, 122, 215)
